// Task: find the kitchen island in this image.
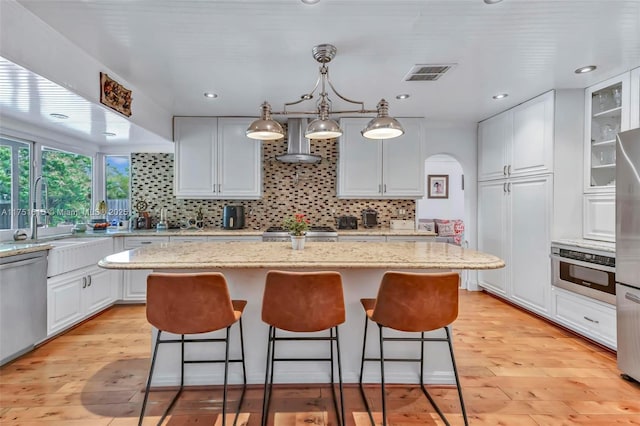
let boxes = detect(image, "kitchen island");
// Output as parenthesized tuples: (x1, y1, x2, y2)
(99, 241, 504, 386)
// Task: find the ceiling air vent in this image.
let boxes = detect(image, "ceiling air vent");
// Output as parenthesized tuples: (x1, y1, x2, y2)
(404, 64, 456, 82)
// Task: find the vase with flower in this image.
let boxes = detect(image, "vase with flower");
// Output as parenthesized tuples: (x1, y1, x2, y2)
(283, 213, 310, 250)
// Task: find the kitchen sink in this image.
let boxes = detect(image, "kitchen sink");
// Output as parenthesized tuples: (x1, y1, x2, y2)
(47, 237, 114, 277)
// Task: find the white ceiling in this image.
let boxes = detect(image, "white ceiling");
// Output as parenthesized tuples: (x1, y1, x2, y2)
(3, 0, 640, 145)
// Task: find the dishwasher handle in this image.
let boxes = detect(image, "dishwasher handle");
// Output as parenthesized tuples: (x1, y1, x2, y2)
(0, 256, 45, 271)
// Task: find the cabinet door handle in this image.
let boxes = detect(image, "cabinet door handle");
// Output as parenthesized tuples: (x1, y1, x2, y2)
(384, 184, 387, 193)
(82, 277, 87, 289)
(583, 316, 599, 324)
(87, 275, 92, 286)
(503, 183, 507, 193)
(507, 165, 512, 176)
(379, 184, 382, 193)
(218, 183, 221, 193)
(508, 182, 512, 192)
(503, 165, 507, 176)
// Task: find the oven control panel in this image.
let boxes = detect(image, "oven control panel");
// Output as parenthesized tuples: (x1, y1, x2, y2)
(552, 247, 615, 267)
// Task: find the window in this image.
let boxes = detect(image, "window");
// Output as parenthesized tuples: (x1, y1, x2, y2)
(41, 147, 92, 226)
(105, 155, 130, 223)
(0, 137, 31, 230)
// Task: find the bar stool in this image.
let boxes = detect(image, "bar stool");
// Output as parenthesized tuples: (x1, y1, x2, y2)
(358, 271, 468, 426)
(139, 272, 247, 426)
(261, 270, 346, 426)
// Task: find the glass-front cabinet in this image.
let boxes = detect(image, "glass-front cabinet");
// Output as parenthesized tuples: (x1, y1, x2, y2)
(585, 73, 630, 191)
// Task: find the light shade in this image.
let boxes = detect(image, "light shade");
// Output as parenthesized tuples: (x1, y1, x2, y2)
(361, 99, 404, 140)
(305, 118, 342, 139)
(246, 102, 285, 140)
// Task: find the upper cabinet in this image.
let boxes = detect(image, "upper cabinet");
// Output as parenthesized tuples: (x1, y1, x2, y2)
(630, 66, 640, 130)
(337, 117, 424, 199)
(584, 73, 630, 192)
(479, 90, 554, 182)
(173, 117, 262, 199)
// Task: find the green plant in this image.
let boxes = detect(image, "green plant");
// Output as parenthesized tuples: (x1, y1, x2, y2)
(283, 213, 310, 236)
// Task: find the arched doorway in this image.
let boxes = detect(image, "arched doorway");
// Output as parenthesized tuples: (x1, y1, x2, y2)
(416, 154, 469, 288)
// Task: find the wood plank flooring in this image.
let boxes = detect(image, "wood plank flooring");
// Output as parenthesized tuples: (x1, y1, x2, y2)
(1, 290, 639, 425)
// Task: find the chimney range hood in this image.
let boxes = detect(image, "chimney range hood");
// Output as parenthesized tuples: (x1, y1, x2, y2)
(275, 118, 322, 164)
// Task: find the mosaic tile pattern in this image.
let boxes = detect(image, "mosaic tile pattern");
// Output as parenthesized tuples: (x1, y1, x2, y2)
(131, 138, 415, 229)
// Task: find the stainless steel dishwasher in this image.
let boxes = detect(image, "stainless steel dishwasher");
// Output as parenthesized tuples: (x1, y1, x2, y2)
(0, 250, 48, 365)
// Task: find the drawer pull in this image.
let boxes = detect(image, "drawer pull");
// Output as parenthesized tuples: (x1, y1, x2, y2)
(140, 241, 152, 245)
(626, 293, 640, 304)
(583, 316, 599, 324)
(82, 277, 87, 289)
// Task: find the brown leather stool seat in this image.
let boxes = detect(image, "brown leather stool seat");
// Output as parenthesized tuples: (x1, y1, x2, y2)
(358, 271, 468, 426)
(139, 272, 247, 426)
(261, 270, 346, 426)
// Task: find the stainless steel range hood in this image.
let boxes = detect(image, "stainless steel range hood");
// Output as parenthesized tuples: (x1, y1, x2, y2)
(276, 118, 322, 164)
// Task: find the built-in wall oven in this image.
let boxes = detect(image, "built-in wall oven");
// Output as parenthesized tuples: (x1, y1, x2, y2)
(550, 243, 616, 305)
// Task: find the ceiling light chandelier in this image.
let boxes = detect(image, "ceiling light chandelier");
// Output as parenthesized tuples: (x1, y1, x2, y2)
(246, 44, 404, 141)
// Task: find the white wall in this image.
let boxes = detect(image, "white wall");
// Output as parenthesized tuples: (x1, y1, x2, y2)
(417, 154, 465, 220)
(422, 121, 479, 290)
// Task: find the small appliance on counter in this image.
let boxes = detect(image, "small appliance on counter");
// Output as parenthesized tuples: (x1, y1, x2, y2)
(361, 209, 378, 228)
(336, 215, 358, 230)
(156, 208, 168, 231)
(223, 205, 245, 229)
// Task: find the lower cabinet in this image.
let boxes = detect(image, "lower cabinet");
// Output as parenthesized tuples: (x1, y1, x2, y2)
(122, 236, 169, 302)
(47, 265, 116, 336)
(552, 287, 616, 349)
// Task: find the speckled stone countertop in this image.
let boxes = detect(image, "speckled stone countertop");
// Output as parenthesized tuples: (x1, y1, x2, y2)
(0, 242, 52, 258)
(78, 228, 265, 237)
(99, 241, 504, 270)
(552, 238, 615, 254)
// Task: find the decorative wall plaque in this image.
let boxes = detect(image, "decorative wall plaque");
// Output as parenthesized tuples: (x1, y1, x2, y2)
(100, 72, 132, 116)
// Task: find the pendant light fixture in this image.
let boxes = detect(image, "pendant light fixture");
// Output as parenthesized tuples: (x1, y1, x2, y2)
(246, 44, 404, 141)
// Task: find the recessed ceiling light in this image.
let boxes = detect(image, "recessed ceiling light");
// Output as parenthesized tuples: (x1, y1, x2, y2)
(396, 94, 410, 100)
(103, 132, 116, 137)
(484, 0, 503, 4)
(493, 93, 508, 100)
(574, 65, 597, 74)
(49, 113, 69, 119)
(301, 0, 320, 4)
(204, 92, 218, 98)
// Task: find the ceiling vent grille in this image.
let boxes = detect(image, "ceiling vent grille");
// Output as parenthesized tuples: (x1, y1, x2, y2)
(404, 64, 456, 82)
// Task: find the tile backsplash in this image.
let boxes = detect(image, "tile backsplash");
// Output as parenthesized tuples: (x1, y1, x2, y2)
(131, 138, 415, 229)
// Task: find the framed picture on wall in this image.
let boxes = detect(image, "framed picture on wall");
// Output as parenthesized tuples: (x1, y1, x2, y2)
(427, 174, 449, 199)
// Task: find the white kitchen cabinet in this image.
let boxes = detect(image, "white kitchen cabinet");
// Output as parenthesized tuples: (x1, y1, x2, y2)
(478, 175, 553, 316)
(47, 265, 116, 336)
(584, 73, 630, 192)
(631, 67, 640, 129)
(552, 287, 616, 350)
(583, 193, 615, 242)
(337, 117, 424, 198)
(477, 180, 508, 296)
(174, 117, 262, 199)
(122, 236, 169, 302)
(478, 111, 512, 181)
(478, 91, 554, 181)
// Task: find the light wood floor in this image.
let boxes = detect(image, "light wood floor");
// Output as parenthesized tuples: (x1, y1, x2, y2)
(1, 290, 639, 425)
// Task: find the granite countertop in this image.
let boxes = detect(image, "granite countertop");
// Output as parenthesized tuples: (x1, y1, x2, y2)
(552, 238, 616, 254)
(0, 242, 52, 258)
(99, 241, 504, 270)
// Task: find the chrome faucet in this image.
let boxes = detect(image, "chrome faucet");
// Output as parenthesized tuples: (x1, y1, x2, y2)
(30, 176, 47, 241)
